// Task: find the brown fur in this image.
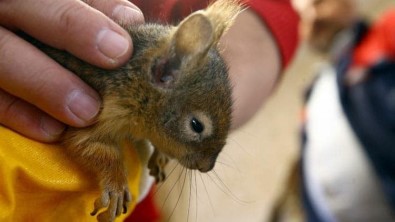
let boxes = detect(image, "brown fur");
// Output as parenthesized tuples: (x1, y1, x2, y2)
(25, 1, 242, 221)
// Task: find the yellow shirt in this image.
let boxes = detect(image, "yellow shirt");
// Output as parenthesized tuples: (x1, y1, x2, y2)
(0, 126, 141, 222)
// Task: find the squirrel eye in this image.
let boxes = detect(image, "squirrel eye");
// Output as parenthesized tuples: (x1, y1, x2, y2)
(191, 117, 204, 133)
(183, 112, 212, 141)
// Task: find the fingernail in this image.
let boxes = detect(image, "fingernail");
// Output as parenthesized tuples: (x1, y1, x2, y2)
(112, 5, 145, 24)
(97, 29, 130, 61)
(67, 90, 100, 124)
(40, 115, 66, 138)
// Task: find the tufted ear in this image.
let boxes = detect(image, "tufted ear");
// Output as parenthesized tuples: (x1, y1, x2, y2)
(170, 0, 242, 59)
(172, 13, 214, 58)
(150, 13, 214, 89)
(171, 0, 243, 58)
(150, 0, 242, 89)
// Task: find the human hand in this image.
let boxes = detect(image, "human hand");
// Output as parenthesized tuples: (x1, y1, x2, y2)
(292, 0, 357, 52)
(0, 0, 144, 142)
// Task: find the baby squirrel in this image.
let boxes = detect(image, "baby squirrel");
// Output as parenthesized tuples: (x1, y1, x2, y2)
(26, 0, 241, 221)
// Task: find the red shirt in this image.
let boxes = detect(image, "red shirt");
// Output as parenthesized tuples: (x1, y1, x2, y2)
(131, 0, 299, 68)
(353, 9, 395, 67)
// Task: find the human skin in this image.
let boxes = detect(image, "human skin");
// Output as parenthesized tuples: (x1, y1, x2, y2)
(292, 0, 357, 51)
(221, 9, 280, 129)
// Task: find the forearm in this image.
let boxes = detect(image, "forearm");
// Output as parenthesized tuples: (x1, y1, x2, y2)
(220, 9, 281, 129)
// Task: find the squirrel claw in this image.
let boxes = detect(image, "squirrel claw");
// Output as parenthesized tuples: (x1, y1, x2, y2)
(91, 190, 110, 216)
(92, 187, 131, 222)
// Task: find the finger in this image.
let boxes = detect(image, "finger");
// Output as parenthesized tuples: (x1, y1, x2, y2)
(0, 89, 65, 142)
(0, 0, 142, 69)
(84, 0, 145, 25)
(0, 27, 101, 127)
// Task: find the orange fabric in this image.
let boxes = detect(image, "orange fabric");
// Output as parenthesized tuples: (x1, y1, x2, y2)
(0, 126, 142, 222)
(353, 9, 395, 67)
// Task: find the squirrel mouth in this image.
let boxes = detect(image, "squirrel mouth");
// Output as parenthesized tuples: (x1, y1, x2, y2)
(179, 153, 218, 173)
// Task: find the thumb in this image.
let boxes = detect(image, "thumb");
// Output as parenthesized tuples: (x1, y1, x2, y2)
(0, 0, 144, 69)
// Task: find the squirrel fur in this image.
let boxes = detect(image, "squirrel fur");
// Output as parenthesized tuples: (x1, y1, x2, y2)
(25, 0, 242, 221)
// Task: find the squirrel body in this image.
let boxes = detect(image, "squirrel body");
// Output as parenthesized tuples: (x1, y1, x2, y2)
(27, 1, 241, 221)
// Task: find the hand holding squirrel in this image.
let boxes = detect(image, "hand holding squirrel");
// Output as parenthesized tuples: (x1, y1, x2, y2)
(0, 0, 143, 142)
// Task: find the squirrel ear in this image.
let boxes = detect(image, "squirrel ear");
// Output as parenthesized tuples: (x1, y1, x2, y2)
(170, 0, 242, 58)
(151, 14, 213, 89)
(151, 1, 241, 89)
(172, 13, 214, 58)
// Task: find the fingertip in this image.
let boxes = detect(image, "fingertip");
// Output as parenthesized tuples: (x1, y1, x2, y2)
(112, 4, 145, 25)
(96, 28, 132, 67)
(66, 89, 101, 127)
(85, 1, 144, 67)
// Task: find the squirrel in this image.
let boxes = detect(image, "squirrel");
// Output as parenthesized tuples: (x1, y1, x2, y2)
(24, 0, 242, 221)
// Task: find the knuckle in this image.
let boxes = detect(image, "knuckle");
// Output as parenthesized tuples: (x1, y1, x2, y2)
(0, 28, 14, 56)
(54, 1, 88, 36)
(28, 65, 66, 100)
(83, 0, 112, 12)
(0, 90, 19, 123)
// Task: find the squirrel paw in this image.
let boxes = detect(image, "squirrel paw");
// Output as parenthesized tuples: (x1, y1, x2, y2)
(90, 186, 131, 222)
(148, 150, 169, 183)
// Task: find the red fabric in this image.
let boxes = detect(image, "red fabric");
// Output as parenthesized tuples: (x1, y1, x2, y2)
(247, 0, 299, 67)
(352, 9, 395, 67)
(132, 0, 208, 23)
(125, 189, 161, 222)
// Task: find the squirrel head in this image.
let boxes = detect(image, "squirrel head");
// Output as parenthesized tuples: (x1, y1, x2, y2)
(134, 0, 241, 172)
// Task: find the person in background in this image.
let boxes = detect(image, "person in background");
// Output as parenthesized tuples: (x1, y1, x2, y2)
(275, 0, 395, 221)
(0, 0, 298, 221)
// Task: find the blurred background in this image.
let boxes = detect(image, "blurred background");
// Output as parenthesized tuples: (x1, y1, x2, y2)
(154, 0, 395, 221)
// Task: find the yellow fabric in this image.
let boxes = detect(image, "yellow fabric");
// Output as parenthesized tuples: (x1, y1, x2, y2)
(0, 126, 141, 222)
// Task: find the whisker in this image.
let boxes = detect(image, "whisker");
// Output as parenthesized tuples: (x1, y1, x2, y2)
(161, 166, 184, 210)
(235, 129, 259, 140)
(187, 170, 193, 222)
(228, 136, 247, 149)
(194, 171, 198, 222)
(206, 171, 242, 204)
(217, 151, 240, 172)
(215, 160, 238, 171)
(228, 136, 252, 156)
(155, 161, 179, 196)
(206, 173, 227, 196)
(199, 173, 215, 216)
(211, 170, 251, 204)
(166, 167, 188, 222)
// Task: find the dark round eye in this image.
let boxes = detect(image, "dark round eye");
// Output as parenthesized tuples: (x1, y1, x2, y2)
(191, 117, 204, 133)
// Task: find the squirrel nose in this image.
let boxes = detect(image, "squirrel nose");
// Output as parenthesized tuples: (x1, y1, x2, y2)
(197, 156, 216, 173)
(198, 163, 214, 173)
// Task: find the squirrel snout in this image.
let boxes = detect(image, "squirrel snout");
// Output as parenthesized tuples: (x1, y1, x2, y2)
(182, 152, 218, 173)
(197, 159, 216, 173)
